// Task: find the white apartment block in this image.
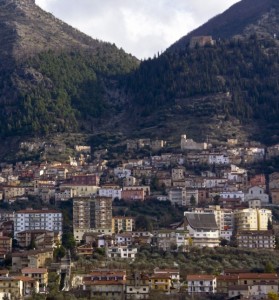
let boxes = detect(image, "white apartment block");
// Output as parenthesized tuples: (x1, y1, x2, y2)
(14, 208, 63, 238)
(203, 178, 228, 188)
(98, 187, 122, 200)
(208, 154, 230, 165)
(55, 189, 73, 202)
(107, 246, 137, 259)
(114, 167, 132, 179)
(187, 275, 217, 294)
(193, 206, 234, 241)
(220, 191, 245, 202)
(184, 212, 220, 248)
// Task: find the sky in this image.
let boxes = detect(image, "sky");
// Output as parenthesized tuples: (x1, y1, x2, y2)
(35, 0, 240, 59)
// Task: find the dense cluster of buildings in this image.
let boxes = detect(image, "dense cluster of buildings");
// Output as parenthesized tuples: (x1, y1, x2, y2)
(0, 136, 278, 298)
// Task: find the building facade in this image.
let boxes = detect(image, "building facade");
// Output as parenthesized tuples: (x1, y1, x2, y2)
(73, 197, 112, 242)
(14, 209, 62, 239)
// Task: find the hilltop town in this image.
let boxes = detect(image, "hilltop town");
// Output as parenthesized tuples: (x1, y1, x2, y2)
(0, 134, 278, 299)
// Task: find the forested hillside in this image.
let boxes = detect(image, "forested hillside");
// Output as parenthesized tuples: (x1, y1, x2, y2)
(123, 36, 279, 138)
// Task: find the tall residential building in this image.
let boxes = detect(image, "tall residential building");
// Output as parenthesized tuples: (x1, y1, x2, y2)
(168, 188, 187, 206)
(14, 208, 62, 239)
(73, 197, 112, 242)
(234, 208, 272, 231)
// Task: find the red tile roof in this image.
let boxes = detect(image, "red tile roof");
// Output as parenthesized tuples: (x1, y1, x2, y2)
(187, 275, 216, 281)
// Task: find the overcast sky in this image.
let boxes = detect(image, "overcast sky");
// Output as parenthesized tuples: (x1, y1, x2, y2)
(35, 0, 240, 59)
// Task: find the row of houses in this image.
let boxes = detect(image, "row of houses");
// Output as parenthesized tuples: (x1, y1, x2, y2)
(71, 268, 279, 300)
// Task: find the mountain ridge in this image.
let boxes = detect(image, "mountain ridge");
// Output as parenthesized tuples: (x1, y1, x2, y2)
(0, 0, 138, 140)
(0, 0, 279, 158)
(168, 0, 278, 52)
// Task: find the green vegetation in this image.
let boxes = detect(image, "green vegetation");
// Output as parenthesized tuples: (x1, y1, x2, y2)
(113, 199, 184, 229)
(131, 247, 279, 277)
(123, 35, 279, 140)
(0, 48, 137, 136)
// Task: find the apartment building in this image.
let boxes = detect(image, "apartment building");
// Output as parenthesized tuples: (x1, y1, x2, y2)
(21, 267, 48, 288)
(112, 217, 135, 234)
(14, 208, 62, 239)
(73, 197, 112, 242)
(234, 208, 272, 231)
(194, 206, 234, 241)
(168, 187, 187, 206)
(184, 212, 219, 248)
(107, 246, 137, 259)
(187, 275, 217, 294)
(99, 187, 122, 200)
(12, 249, 53, 272)
(0, 277, 24, 299)
(236, 230, 275, 249)
(83, 270, 126, 300)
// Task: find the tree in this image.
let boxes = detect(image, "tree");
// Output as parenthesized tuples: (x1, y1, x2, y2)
(220, 239, 229, 247)
(268, 218, 273, 230)
(190, 195, 196, 206)
(27, 237, 37, 250)
(54, 246, 66, 261)
(213, 195, 220, 205)
(265, 261, 275, 273)
(268, 291, 279, 300)
(136, 215, 153, 231)
(62, 232, 76, 250)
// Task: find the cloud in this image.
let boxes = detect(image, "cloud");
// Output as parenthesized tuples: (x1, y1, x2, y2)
(35, 0, 239, 59)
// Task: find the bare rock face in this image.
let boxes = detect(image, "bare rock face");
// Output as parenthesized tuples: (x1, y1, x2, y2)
(0, 0, 100, 65)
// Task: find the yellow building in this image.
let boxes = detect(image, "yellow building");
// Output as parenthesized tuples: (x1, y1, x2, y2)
(234, 208, 272, 231)
(0, 277, 24, 299)
(112, 217, 135, 234)
(149, 274, 171, 293)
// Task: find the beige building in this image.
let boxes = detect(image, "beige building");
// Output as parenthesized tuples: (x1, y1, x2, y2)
(16, 230, 61, 249)
(73, 197, 112, 242)
(234, 208, 272, 231)
(112, 217, 135, 234)
(60, 183, 99, 197)
(3, 186, 26, 200)
(12, 249, 53, 272)
(171, 167, 185, 181)
(181, 134, 208, 151)
(21, 268, 48, 288)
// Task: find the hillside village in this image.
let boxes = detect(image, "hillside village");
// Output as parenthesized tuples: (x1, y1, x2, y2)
(0, 134, 278, 299)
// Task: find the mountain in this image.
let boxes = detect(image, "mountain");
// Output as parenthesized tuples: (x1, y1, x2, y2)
(122, 0, 279, 145)
(168, 0, 279, 52)
(0, 0, 279, 159)
(0, 0, 138, 138)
